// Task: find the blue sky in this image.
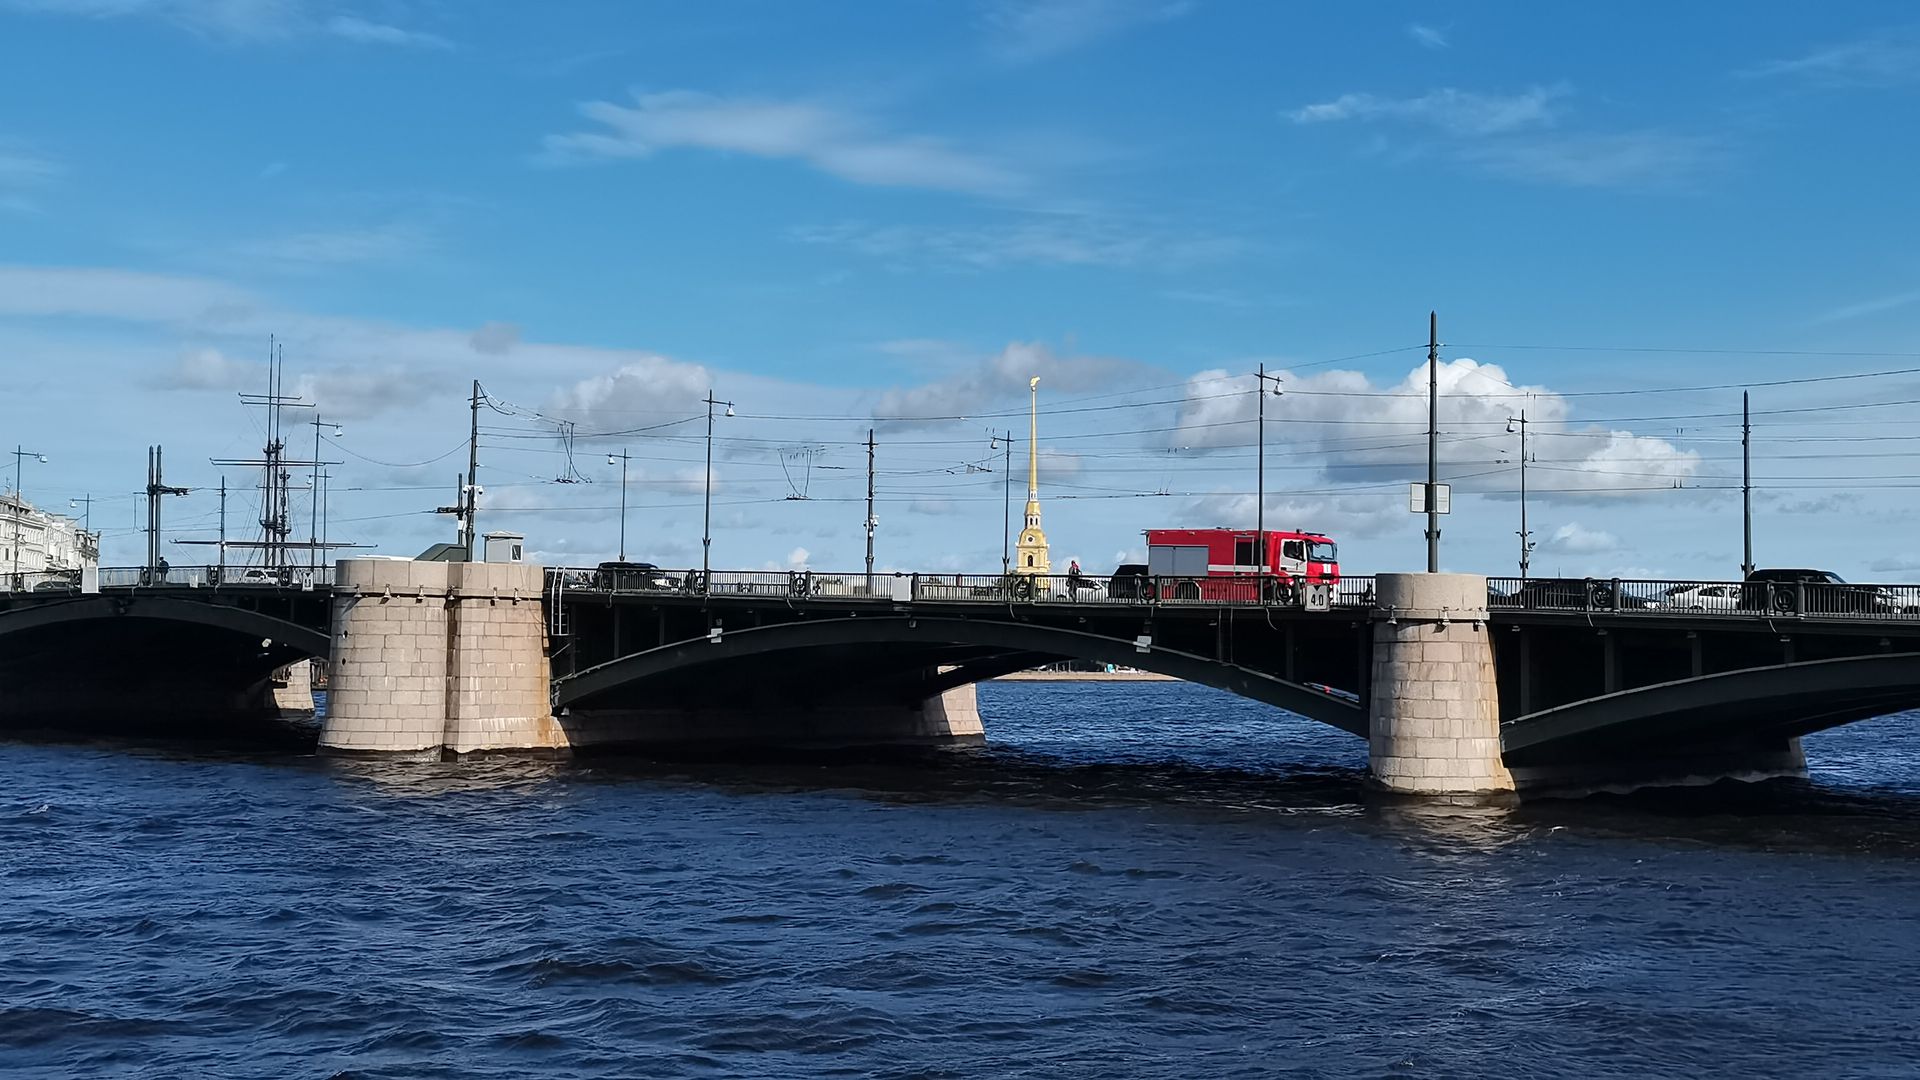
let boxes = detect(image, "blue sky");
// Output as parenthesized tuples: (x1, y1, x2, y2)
(2, 1, 1918, 579)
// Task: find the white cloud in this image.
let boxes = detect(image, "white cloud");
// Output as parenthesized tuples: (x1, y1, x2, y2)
(0, 143, 62, 213)
(790, 217, 1243, 270)
(2, 0, 449, 45)
(469, 321, 522, 354)
(981, 0, 1191, 62)
(1170, 358, 1700, 500)
(542, 90, 1026, 197)
(871, 340, 1149, 424)
(1290, 86, 1563, 137)
(1749, 27, 1920, 87)
(1406, 23, 1448, 49)
(1812, 287, 1920, 324)
(322, 14, 449, 49)
(237, 222, 432, 266)
(0, 265, 256, 324)
(1543, 522, 1620, 554)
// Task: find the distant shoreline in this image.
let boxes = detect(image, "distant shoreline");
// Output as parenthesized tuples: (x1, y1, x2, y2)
(991, 671, 1179, 682)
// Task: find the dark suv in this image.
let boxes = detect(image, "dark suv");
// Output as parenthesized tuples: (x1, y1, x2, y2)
(1497, 578, 1652, 611)
(1108, 563, 1153, 600)
(1742, 568, 1890, 615)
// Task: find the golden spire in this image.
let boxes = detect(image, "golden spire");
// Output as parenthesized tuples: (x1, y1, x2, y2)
(1027, 376, 1040, 498)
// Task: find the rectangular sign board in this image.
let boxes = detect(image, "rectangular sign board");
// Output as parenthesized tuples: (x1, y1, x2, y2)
(1408, 482, 1452, 514)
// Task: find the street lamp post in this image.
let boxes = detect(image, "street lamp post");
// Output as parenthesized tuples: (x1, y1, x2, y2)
(310, 418, 342, 570)
(10, 445, 48, 583)
(1253, 364, 1284, 582)
(607, 448, 630, 562)
(702, 390, 734, 591)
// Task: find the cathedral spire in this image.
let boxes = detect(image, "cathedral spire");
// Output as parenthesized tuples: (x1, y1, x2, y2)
(1015, 376, 1051, 576)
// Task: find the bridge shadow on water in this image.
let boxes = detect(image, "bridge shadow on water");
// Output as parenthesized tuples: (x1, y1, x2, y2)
(4, 685, 1920, 859)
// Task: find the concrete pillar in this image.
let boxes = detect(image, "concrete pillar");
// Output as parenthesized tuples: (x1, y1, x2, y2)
(1367, 573, 1514, 796)
(320, 559, 453, 759)
(443, 561, 565, 754)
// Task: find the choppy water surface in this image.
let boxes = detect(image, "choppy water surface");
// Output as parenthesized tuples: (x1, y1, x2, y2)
(4, 682, 1920, 1078)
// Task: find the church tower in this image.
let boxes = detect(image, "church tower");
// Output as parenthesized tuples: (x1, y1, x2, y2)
(1014, 376, 1052, 576)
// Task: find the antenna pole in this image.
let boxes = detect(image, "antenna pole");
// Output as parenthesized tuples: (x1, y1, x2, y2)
(1256, 362, 1265, 578)
(1426, 311, 1440, 573)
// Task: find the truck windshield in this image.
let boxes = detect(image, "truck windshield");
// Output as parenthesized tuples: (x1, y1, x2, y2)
(1308, 541, 1337, 562)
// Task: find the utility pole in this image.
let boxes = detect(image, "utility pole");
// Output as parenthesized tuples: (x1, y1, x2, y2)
(308, 416, 342, 570)
(10, 444, 47, 583)
(218, 477, 227, 574)
(1253, 364, 1284, 577)
(607, 448, 630, 561)
(702, 389, 734, 590)
(1742, 390, 1753, 578)
(1509, 410, 1533, 580)
(864, 428, 877, 591)
(1426, 310, 1441, 573)
(463, 379, 482, 560)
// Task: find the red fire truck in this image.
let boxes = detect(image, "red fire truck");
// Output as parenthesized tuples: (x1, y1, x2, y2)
(1141, 527, 1340, 604)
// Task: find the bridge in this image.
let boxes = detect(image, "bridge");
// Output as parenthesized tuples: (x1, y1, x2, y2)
(4, 561, 1920, 795)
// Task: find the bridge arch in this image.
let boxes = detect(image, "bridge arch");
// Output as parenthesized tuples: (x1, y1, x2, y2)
(553, 614, 1366, 736)
(1502, 652, 1920, 761)
(0, 595, 332, 658)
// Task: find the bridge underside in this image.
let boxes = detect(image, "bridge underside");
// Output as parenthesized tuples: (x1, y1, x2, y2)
(0, 597, 328, 734)
(551, 612, 1368, 750)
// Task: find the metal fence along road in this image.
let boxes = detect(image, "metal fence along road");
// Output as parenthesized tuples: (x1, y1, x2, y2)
(1488, 577, 1920, 619)
(2, 566, 337, 593)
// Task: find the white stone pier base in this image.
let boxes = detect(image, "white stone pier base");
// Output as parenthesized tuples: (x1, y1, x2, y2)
(269, 659, 317, 719)
(319, 558, 564, 758)
(1367, 573, 1515, 797)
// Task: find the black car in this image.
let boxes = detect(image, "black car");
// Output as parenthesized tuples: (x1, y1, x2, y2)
(1742, 568, 1896, 615)
(1498, 578, 1652, 611)
(596, 561, 681, 591)
(1108, 563, 1153, 600)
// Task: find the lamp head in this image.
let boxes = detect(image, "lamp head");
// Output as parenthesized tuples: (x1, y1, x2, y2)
(34, 454, 46, 463)
(724, 404, 735, 417)
(332, 426, 344, 437)
(1505, 419, 1518, 434)
(607, 454, 618, 466)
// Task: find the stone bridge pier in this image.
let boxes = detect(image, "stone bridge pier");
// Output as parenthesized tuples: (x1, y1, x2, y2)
(1367, 573, 1514, 797)
(319, 559, 563, 759)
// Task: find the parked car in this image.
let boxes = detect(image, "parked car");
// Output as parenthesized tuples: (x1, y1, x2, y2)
(1742, 568, 1897, 615)
(596, 561, 681, 591)
(1657, 583, 1742, 612)
(1500, 578, 1653, 611)
(1108, 563, 1153, 600)
(1048, 576, 1108, 601)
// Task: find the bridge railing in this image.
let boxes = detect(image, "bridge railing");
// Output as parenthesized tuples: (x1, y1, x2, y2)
(550, 567, 1378, 610)
(0, 565, 337, 593)
(1488, 576, 1920, 619)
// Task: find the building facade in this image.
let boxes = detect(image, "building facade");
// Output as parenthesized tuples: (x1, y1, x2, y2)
(3, 493, 100, 582)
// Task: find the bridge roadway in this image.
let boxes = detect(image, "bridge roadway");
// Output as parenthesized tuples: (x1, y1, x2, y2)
(4, 565, 1920, 793)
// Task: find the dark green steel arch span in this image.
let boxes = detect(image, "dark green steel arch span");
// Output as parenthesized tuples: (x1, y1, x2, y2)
(0, 595, 332, 658)
(553, 614, 1367, 736)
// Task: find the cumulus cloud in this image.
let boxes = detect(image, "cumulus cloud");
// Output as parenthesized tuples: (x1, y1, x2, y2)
(546, 356, 715, 433)
(1177, 491, 1406, 540)
(871, 340, 1149, 425)
(293, 368, 442, 419)
(1542, 522, 1621, 554)
(1170, 358, 1700, 500)
(150, 347, 258, 390)
(542, 90, 1025, 197)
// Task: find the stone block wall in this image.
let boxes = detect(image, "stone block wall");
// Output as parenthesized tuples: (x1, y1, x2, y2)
(1367, 573, 1514, 795)
(319, 558, 560, 757)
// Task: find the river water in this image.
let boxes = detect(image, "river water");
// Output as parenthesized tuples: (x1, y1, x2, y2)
(4, 681, 1919, 1078)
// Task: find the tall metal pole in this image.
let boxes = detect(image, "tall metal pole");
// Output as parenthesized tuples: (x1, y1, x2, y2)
(218, 476, 227, 574)
(1517, 410, 1531, 581)
(1742, 390, 1753, 578)
(702, 390, 732, 589)
(464, 380, 482, 560)
(999, 431, 1012, 575)
(1426, 310, 1440, 573)
(864, 426, 879, 588)
(616, 449, 629, 561)
(1256, 362, 1265, 576)
(310, 417, 323, 570)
